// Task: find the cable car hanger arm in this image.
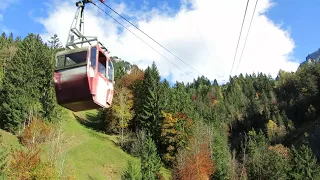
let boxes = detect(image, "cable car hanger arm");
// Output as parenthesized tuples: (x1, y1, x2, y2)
(66, 0, 108, 53)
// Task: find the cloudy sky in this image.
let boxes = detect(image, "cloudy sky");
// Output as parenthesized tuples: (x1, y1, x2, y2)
(1, 0, 320, 84)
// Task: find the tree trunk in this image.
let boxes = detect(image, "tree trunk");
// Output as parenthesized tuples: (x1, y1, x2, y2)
(121, 117, 124, 146)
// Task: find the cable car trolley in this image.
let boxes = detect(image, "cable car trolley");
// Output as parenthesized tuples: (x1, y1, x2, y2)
(53, 0, 114, 112)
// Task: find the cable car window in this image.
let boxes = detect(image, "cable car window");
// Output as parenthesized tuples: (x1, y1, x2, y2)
(65, 57, 76, 66)
(90, 47, 97, 69)
(98, 51, 107, 78)
(55, 50, 87, 69)
(107, 60, 114, 81)
(56, 55, 65, 69)
(65, 51, 87, 66)
(98, 62, 106, 77)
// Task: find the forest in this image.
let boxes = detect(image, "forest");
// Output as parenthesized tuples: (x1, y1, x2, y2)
(0, 32, 320, 180)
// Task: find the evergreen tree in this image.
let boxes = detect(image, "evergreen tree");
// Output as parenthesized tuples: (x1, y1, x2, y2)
(210, 122, 232, 180)
(47, 34, 62, 49)
(289, 144, 320, 179)
(159, 79, 170, 111)
(138, 62, 162, 139)
(41, 40, 60, 121)
(121, 160, 141, 180)
(140, 135, 162, 180)
(0, 34, 55, 132)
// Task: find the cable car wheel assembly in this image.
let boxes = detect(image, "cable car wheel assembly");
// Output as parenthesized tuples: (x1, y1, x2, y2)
(53, 0, 114, 112)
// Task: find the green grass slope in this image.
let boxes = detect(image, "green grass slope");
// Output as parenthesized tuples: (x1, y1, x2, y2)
(55, 110, 137, 179)
(56, 109, 171, 179)
(0, 109, 172, 179)
(0, 129, 21, 149)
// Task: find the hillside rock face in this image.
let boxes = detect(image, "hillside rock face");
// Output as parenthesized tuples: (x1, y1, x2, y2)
(300, 48, 320, 67)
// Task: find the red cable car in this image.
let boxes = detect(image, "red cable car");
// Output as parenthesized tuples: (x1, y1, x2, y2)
(54, 45, 114, 112)
(53, 0, 114, 112)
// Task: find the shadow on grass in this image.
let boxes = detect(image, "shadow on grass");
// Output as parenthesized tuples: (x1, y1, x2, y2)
(73, 112, 105, 132)
(72, 112, 118, 145)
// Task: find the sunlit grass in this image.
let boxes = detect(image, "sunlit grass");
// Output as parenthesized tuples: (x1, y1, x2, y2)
(0, 108, 172, 179)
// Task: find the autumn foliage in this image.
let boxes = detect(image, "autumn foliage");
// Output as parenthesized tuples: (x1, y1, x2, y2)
(174, 141, 215, 180)
(120, 65, 144, 88)
(4, 118, 67, 179)
(160, 112, 193, 166)
(7, 147, 58, 179)
(18, 118, 52, 149)
(268, 144, 291, 160)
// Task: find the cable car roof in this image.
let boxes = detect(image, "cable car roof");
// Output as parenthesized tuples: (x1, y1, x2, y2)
(56, 46, 89, 57)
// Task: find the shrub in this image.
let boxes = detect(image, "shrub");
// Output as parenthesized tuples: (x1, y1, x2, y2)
(121, 160, 141, 180)
(18, 118, 52, 149)
(7, 147, 58, 179)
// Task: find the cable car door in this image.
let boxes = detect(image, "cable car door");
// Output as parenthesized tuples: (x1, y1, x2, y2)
(89, 45, 113, 108)
(106, 58, 114, 106)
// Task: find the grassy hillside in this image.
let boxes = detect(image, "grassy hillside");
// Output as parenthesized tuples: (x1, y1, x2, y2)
(0, 129, 21, 150)
(57, 110, 137, 179)
(0, 109, 171, 180)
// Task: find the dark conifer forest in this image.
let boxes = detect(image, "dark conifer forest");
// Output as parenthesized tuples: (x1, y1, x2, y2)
(0, 32, 320, 179)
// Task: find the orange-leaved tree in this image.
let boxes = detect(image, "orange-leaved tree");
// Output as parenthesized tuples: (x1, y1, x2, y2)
(18, 118, 52, 149)
(120, 65, 144, 88)
(173, 121, 215, 180)
(7, 146, 58, 179)
(174, 138, 215, 180)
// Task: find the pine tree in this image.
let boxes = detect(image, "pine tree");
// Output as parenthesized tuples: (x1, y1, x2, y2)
(140, 135, 162, 180)
(159, 79, 170, 110)
(173, 82, 194, 117)
(211, 124, 232, 180)
(289, 144, 320, 179)
(138, 62, 162, 139)
(0, 34, 54, 132)
(121, 160, 141, 180)
(47, 34, 62, 49)
(41, 41, 60, 121)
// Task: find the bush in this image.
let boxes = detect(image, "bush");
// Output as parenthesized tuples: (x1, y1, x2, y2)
(117, 130, 146, 157)
(6, 147, 59, 179)
(30, 162, 58, 180)
(18, 118, 52, 148)
(0, 134, 9, 179)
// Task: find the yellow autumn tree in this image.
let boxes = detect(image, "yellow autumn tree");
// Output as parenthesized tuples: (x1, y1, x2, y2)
(112, 86, 134, 145)
(160, 112, 193, 166)
(161, 112, 179, 165)
(266, 120, 278, 140)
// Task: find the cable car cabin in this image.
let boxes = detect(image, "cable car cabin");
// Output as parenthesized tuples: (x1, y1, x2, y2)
(53, 44, 114, 112)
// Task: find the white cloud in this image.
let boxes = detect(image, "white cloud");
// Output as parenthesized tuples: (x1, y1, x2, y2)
(36, 0, 299, 84)
(0, 14, 3, 21)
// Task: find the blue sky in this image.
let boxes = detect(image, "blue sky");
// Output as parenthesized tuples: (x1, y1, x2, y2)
(265, 0, 320, 62)
(0, 0, 182, 39)
(0, 0, 319, 83)
(2, 0, 319, 62)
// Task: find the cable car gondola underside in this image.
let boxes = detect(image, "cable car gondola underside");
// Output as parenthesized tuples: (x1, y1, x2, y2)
(54, 46, 114, 112)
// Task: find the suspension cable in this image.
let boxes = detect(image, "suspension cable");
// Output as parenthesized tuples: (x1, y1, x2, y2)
(229, 0, 250, 77)
(97, 1, 205, 77)
(90, 1, 195, 79)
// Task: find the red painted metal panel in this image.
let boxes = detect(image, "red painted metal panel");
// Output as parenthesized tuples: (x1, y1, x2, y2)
(54, 44, 114, 111)
(54, 65, 97, 111)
